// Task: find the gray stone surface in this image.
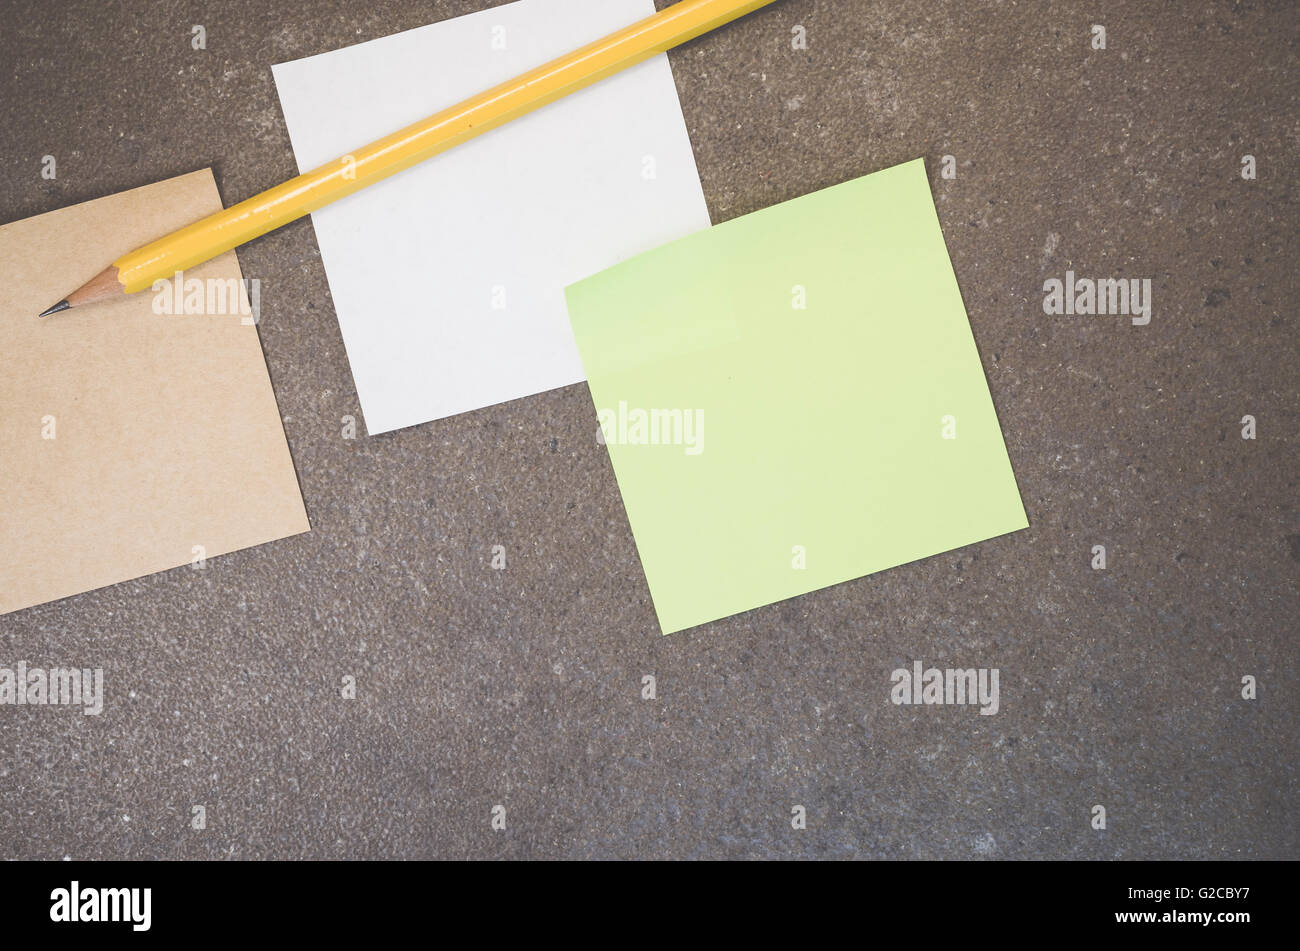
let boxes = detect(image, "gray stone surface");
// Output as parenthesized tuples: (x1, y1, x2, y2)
(0, 0, 1296, 859)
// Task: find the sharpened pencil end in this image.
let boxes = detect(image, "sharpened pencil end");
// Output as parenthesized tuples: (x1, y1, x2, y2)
(38, 299, 71, 319)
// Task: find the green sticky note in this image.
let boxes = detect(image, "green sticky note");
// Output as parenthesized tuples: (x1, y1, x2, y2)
(564, 158, 1028, 634)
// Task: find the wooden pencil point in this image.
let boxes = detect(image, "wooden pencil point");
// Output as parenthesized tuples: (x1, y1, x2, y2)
(43, 265, 125, 317)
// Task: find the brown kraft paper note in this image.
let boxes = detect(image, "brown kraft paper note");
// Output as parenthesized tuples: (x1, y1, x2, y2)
(0, 168, 310, 615)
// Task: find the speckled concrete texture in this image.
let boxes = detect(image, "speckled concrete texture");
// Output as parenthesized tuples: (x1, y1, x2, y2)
(0, 0, 1296, 859)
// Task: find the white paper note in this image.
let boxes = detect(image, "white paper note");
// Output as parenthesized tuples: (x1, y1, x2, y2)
(273, 0, 711, 434)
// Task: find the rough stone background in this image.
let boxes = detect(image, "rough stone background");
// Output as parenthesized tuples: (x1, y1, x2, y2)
(0, 0, 1296, 860)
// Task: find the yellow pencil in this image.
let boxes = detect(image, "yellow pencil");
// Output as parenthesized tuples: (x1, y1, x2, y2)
(42, 0, 780, 317)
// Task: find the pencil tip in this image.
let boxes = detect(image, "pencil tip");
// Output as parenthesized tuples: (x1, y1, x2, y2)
(38, 299, 71, 318)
